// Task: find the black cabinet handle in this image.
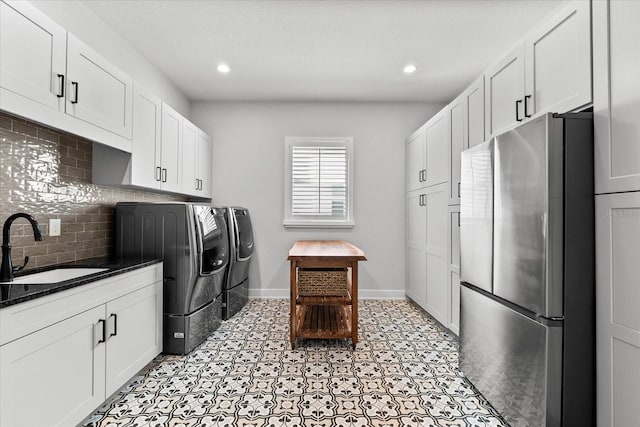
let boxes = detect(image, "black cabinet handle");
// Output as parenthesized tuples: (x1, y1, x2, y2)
(457, 182, 461, 198)
(109, 313, 117, 337)
(524, 95, 532, 118)
(56, 74, 65, 98)
(199, 179, 203, 190)
(418, 170, 422, 183)
(71, 81, 79, 104)
(155, 166, 162, 181)
(457, 213, 460, 227)
(162, 168, 167, 183)
(195, 178, 199, 190)
(97, 319, 106, 343)
(515, 99, 523, 122)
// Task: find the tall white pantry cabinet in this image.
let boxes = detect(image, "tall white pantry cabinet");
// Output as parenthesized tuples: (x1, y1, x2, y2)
(406, 0, 592, 339)
(593, 1, 640, 426)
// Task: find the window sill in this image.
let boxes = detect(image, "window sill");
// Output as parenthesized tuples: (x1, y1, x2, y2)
(283, 220, 355, 229)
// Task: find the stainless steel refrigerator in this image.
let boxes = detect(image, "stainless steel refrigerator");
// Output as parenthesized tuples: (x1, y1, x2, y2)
(459, 113, 595, 427)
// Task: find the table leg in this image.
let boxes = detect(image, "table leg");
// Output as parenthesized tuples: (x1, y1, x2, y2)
(351, 261, 358, 350)
(290, 260, 297, 349)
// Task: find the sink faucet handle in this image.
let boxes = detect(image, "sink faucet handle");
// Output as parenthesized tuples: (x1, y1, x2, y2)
(12, 256, 29, 273)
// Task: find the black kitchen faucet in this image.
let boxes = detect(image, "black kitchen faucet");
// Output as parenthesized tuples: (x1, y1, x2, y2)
(0, 213, 45, 282)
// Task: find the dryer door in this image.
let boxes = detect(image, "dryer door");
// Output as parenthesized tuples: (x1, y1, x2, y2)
(195, 207, 229, 276)
(233, 208, 254, 261)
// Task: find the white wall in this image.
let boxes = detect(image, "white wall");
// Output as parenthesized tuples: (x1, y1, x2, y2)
(191, 101, 443, 298)
(32, 1, 190, 116)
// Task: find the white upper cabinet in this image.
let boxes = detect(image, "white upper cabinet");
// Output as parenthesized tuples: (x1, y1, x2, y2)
(485, 44, 526, 137)
(198, 131, 212, 198)
(0, 1, 134, 152)
(449, 94, 464, 205)
(182, 119, 199, 196)
(0, 0, 66, 112)
(130, 83, 162, 189)
(406, 127, 426, 192)
(449, 76, 485, 205)
(160, 102, 183, 194)
(594, 0, 640, 194)
(177, 116, 212, 198)
(66, 34, 133, 141)
(465, 76, 485, 148)
(485, 0, 591, 138)
(524, 0, 591, 118)
(424, 108, 450, 188)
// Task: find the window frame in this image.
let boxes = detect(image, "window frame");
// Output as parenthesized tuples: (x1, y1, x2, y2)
(283, 136, 354, 229)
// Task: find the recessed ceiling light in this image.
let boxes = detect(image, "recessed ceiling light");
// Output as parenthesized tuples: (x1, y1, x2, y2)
(403, 64, 417, 74)
(217, 63, 231, 74)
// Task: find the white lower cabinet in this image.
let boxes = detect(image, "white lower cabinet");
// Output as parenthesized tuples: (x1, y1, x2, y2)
(406, 183, 448, 327)
(105, 282, 163, 396)
(406, 189, 427, 308)
(447, 205, 461, 335)
(424, 183, 448, 326)
(0, 264, 162, 427)
(0, 305, 106, 427)
(596, 191, 640, 427)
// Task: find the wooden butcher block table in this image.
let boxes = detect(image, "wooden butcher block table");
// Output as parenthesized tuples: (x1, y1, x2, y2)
(288, 240, 367, 350)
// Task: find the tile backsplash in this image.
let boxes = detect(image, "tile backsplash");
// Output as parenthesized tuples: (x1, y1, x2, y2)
(0, 111, 186, 269)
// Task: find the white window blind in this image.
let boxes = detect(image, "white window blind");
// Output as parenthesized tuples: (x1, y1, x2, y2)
(284, 137, 354, 228)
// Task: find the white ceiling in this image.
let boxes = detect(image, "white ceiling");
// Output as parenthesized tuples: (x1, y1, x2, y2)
(82, 0, 563, 103)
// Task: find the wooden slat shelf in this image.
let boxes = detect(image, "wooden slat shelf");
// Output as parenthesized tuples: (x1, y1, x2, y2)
(296, 293, 352, 305)
(295, 305, 352, 339)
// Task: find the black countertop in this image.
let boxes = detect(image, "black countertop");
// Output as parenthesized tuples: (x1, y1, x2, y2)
(0, 257, 162, 308)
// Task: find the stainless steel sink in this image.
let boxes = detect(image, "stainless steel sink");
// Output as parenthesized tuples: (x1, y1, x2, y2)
(1, 268, 108, 284)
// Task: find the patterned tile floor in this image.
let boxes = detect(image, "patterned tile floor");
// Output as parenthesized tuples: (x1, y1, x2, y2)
(82, 299, 508, 427)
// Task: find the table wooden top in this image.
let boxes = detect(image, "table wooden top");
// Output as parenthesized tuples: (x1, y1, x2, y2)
(288, 240, 367, 261)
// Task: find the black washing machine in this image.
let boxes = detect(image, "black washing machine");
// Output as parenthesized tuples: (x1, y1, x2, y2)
(115, 202, 229, 354)
(222, 207, 254, 320)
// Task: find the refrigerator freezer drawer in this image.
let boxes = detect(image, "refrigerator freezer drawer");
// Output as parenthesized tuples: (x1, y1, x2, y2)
(459, 284, 562, 427)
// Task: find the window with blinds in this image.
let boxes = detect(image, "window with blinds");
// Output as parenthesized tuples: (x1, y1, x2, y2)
(284, 137, 354, 228)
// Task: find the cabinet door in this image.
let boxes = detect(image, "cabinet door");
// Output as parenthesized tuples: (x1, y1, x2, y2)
(596, 191, 640, 427)
(465, 76, 485, 148)
(160, 103, 182, 193)
(485, 44, 525, 138)
(424, 182, 448, 326)
(105, 282, 162, 396)
(424, 109, 449, 188)
(0, 1, 66, 113)
(447, 206, 461, 335)
(182, 119, 199, 196)
(449, 95, 464, 205)
(198, 131, 212, 198)
(131, 83, 162, 189)
(0, 305, 106, 427)
(406, 190, 427, 308)
(594, 0, 640, 194)
(66, 34, 133, 140)
(525, 0, 591, 118)
(406, 128, 426, 192)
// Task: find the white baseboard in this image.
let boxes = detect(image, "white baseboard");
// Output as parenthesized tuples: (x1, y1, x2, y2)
(248, 288, 406, 300)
